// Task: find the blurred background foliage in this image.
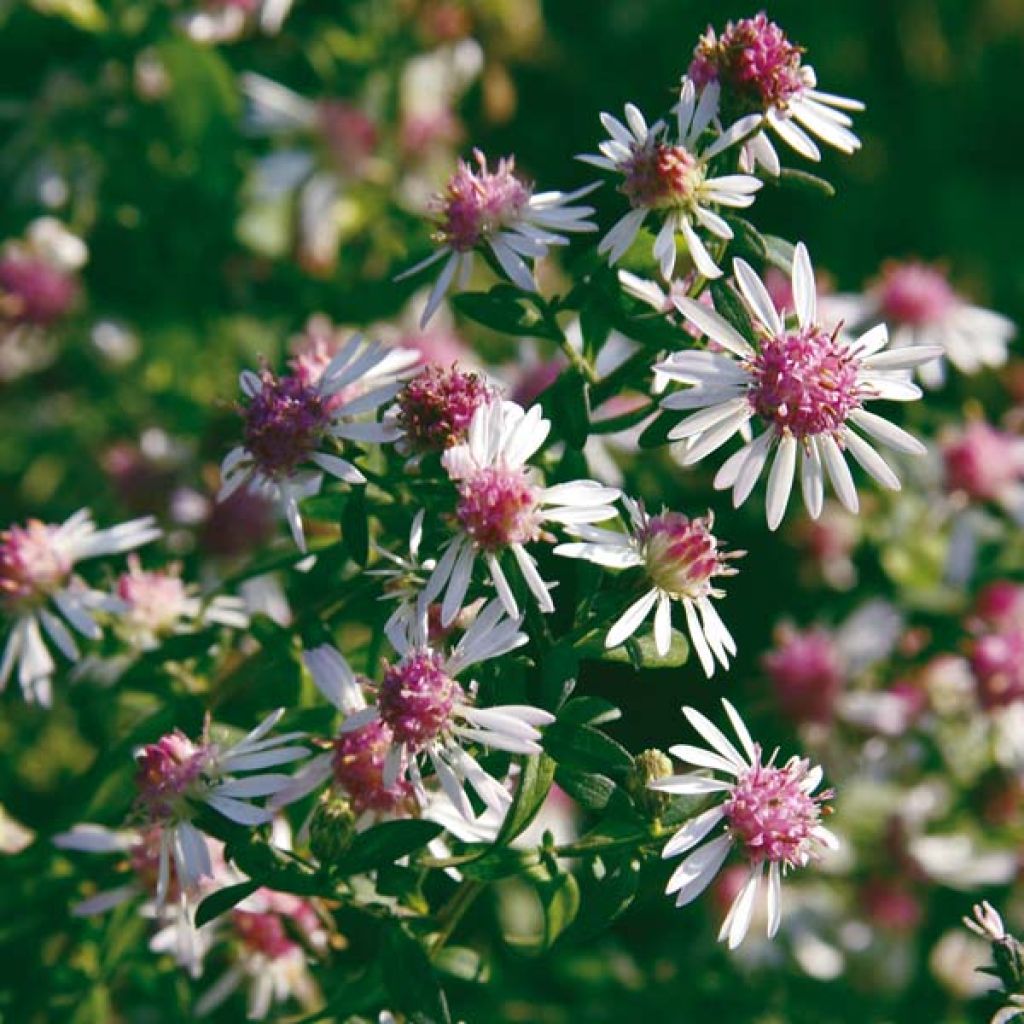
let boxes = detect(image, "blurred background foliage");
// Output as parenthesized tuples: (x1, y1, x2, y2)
(0, 1, 1022, 1022)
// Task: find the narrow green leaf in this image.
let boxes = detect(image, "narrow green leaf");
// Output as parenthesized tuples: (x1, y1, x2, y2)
(777, 167, 837, 198)
(382, 923, 451, 1023)
(542, 370, 590, 450)
(709, 279, 755, 343)
(638, 410, 685, 449)
(341, 487, 369, 567)
(452, 288, 558, 339)
(493, 753, 557, 847)
(434, 945, 489, 983)
(555, 765, 617, 811)
(338, 819, 443, 875)
(544, 721, 633, 772)
(556, 695, 622, 727)
(458, 846, 542, 881)
(762, 234, 796, 274)
(195, 880, 260, 927)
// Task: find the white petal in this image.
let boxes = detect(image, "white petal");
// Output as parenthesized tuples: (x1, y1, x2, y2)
(843, 430, 901, 490)
(765, 434, 797, 530)
(733, 258, 782, 335)
(791, 242, 817, 328)
(672, 297, 755, 359)
(847, 409, 926, 455)
(605, 590, 659, 649)
(819, 434, 859, 513)
(662, 806, 726, 860)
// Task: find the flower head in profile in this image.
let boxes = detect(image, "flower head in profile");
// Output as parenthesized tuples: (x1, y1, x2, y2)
(555, 498, 740, 677)
(219, 334, 414, 551)
(0, 509, 160, 705)
(424, 400, 621, 621)
(650, 699, 837, 948)
(132, 711, 307, 906)
(396, 149, 598, 325)
(687, 13, 864, 174)
(579, 84, 762, 279)
(833, 261, 1016, 388)
(942, 421, 1024, 522)
(656, 244, 941, 529)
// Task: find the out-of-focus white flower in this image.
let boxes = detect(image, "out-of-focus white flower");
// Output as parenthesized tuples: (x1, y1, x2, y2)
(179, 0, 294, 44)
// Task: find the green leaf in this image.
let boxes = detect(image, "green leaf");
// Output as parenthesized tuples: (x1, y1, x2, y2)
(544, 721, 633, 773)
(341, 487, 369, 567)
(555, 765, 617, 811)
(493, 753, 557, 847)
(541, 369, 591, 450)
(382, 923, 451, 1023)
(710, 279, 756, 343)
(638, 410, 684, 449)
(579, 300, 612, 363)
(570, 858, 641, 940)
(724, 215, 768, 261)
(776, 167, 837, 198)
(508, 868, 581, 953)
(762, 234, 796, 274)
(458, 845, 542, 881)
(556, 695, 622, 727)
(452, 288, 558, 339)
(338, 819, 443, 875)
(195, 880, 260, 928)
(434, 946, 489, 983)
(583, 627, 689, 669)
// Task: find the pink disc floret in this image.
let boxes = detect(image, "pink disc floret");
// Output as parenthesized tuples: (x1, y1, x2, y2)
(762, 626, 845, 725)
(0, 253, 78, 326)
(135, 731, 210, 820)
(943, 422, 1021, 502)
(641, 512, 725, 598)
(621, 142, 703, 211)
(332, 719, 414, 814)
(876, 262, 957, 326)
(397, 365, 494, 452)
(0, 520, 71, 609)
(378, 650, 463, 749)
(117, 558, 190, 636)
(724, 750, 832, 868)
(456, 467, 543, 550)
(242, 371, 331, 478)
(436, 149, 531, 252)
(749, 326, 862, 438)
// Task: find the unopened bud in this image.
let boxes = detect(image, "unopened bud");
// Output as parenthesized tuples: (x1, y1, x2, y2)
(629, 748, 674, 818)
(309, 788, 356, 865)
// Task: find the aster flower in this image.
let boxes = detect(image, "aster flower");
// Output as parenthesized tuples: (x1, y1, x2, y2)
(0, 217, 85, 329)
(831, 261, 1017, 388)
(219, 334, 414, 552)
(179, 0, 294, 44)
(396, 149, 599, 326)
(334, 600, 552, 827)
(655, 244, 941, 529)
(0, 508, 160, 706)
(555, 498, 739, 677)
(113, 555, 249, 651)
(686, 13, 864, 174)
(424, 399, 621, 622)
(578, 84, 762, 279)
(132, 710, 307, 906)
(195, 888, 326, 1020)
(649, 699, 837, 948)
(943, 421, 1024, 523)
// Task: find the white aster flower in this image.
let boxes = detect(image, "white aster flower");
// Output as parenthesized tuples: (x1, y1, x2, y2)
(828, 260, 1016, 388)
(650, 699, 838, 948)
(396, 148, 598, 326)
(579, 84, 762, 280)
(0, 509, 160, 705)
(424, 399, 621, 621)
(685, 13, 864, 175)
(555, 498, 740, 677)
(132, 710, 308, 906)
(218, 334, 414, 552)
(656, 244, 942, 529)
(179, 0, 294, 43)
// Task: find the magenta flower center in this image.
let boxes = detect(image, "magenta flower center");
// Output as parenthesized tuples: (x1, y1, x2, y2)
(749, 326, 862, 438)
(0, 254, 77, 326)
(397, 365, 493, 452)
(316, 101, 377, 177)
(378, 650, 463, 749)
(724, 755, 830, 867)
(242, 372, 331, 479)
(971, 629, 1024, 710)
(0, 520, 70, 609)
(689, 14, 806, 112)
(943, 422, 1021, 501)
(135, 732, 209, 820)
(876, 262, 956, 325)
(332, 719, 414, 813)
(437, 150, 531, 252)
(456, 467, 543, 551)
(233, 891, 321, 958)
(117, 564, 190, 637)
(621, 142, 703, 211)
(641, 512, 723, 598)
(762, 628, 845, 725)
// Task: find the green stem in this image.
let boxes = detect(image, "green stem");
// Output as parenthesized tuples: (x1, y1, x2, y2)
(430, 879, 485, 955)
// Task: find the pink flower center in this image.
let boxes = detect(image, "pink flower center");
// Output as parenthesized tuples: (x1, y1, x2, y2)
(242, 372, 331, 479)
(876, 262, 957, 325)
(378, 650, 463, 749)
(974, 582, 1024, 632)
(641, 512, 723, 598)
(135, 732, 209, 820)
(456, 467, 543, 550)
(117, 563, 190, 637)
(233, 890, 322, 958)
(0, 254, 77, 326)
(943, 422, 1021, 501)
(436, 150, 531, 252)
(724, 753, 831, 867)
(689, 14, 806, 112)
(332, 719, 414, 814)
(748, 326, 862, 438)
(762, 628, 845, 725)
(397, 365, 494, 452)
(621, 142, 703, 211)
(971, 628, 1024, 710)
(0, 520, 70, 608)
(316, 101, 377, 177)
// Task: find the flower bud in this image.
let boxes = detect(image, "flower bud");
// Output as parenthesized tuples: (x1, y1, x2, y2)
(309, 789, 356, 865)
(629, 748, 674, 818)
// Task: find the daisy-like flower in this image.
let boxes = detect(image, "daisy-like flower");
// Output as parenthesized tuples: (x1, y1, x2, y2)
(649, 699, 838, 949)
(578, 84, 762, 280)
(0, 509, 160, 706)
(831, 261, 1017, 388)
(195, 888, 326, 1020)
(555, 498, 740, 677)
(656, 244, 941, 530)
(219, 334, 414, 552)
(132, 710, 307, 906)
(396, 148, 598, 326)
(338, 600, 552, 826)
(113, 555, 248, 651)
(943, 421, 1024, 523)
(686, 13, 864, 174)
(425, 399, 621, 622)
(179, 0, 294, 44)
